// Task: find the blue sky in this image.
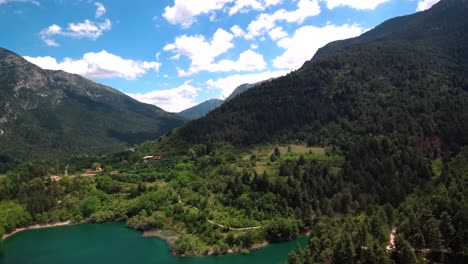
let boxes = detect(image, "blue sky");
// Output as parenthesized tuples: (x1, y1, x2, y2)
(0, 0, 440, 112)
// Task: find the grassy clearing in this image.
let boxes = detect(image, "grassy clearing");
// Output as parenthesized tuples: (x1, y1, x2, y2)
(242, 144, 330, 174)
(276, 145, 325, 155)
(144, 179, 167, 188)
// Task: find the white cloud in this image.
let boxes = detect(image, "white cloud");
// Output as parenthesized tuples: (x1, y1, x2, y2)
(229, 0, 283, 15)
(229, 0, 264, 15)
(39, 2, 111, 46)
(127, 81, 200, 112)
(273, 24, 363, 70)
(165, 28, 239, 75)
(162, 0, 232, 28)
(40, 19, 111, 46)
(268, 26, 288, 40)
(206, 49, 267, 72)
(0, 0, 39, 5)
(416, 0, 439, 11)
(264, 0, 281, 7)
(231, 25, 245, 37)
(322, 0, 389, 10)
(24, 50, 160, 80)
(94, 2, 106, 18)
(162, 0, 284, 28)
(170, 53, 181, 60)
(207, 70, 289, 99)
(245, 0, 321, 39)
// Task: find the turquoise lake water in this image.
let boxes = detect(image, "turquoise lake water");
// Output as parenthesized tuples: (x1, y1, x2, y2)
(0, 222, 308, 264)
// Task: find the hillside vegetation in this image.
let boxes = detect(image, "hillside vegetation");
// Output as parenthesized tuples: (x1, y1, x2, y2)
(0, 0, 467, 263)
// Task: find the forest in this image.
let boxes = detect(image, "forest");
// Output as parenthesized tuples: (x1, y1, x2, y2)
(0, 135, 467, 263)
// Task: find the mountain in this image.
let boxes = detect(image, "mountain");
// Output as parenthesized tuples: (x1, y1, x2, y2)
(313, 0, 468, 62)
(178, 0, 468, 149)
(0, 48, 186, 161)
(225, 79, 276, 101)
(225, 83, 257, 101)
(178, 99, 223, 120)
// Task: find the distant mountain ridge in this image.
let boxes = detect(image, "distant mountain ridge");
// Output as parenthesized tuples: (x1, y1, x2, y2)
(178, 80, 276, 121)
(225, 79, 276, 101)
(0, 48, 186, 161)
(225, 83, 257, 101)
(178, 99, 223, 120)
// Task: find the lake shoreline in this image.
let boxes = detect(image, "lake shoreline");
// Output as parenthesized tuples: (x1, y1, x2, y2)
(142, 228, 271, 257)
(143, 228, 311, 257)
(3, 221, 310, 258)
(0, 222, 309, 264)
(2, 221, 74, 240)
(3, 222, 270, 257)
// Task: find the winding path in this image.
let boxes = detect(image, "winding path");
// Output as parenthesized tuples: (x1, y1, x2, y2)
(177, 194, 262, 231)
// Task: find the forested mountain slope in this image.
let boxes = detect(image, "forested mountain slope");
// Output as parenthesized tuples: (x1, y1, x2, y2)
(0, 48, 186, 162)
(178, 0, 468, 151)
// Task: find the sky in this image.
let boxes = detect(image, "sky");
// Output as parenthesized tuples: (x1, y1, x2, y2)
(0, 0, 440, 112)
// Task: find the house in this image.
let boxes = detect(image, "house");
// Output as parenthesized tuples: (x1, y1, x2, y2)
(143, 155, 162, 162)
(50, 175, 61, 181)
(45, 175, 61, 182)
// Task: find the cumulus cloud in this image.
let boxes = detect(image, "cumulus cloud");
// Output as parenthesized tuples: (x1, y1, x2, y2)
(127, 81, 200, 112)
(94, 2, 106, 18)
(245, 0, 321, 39)
(416, 0, 439, 11)
(166, 28, 266, 76)
(205, 49, 267, 73)
(322, 0, 390, 10)
(273, 24, 363, 70)
(40, 3, 110, 46)
(268, 26, 288, 40)
(231, 25, 245, 37)
(24, 50, 160, 80)
(162, 0, 283, 28)
(229, 0, 282, 15)
(207, 70, 289, 99)
(229, 0, 264, 15)
(163, 0, 232, 28)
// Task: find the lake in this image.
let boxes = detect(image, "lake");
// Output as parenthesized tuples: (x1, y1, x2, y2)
(0, 222, 308, 264)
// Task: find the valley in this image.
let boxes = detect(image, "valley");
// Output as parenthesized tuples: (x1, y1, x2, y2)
(0, 0, 468, 263)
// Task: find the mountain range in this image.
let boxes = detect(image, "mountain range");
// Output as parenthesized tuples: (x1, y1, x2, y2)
(178, 80, 270, 120)
(0, 48, 186, 161)
(1, 0, 468, 261)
